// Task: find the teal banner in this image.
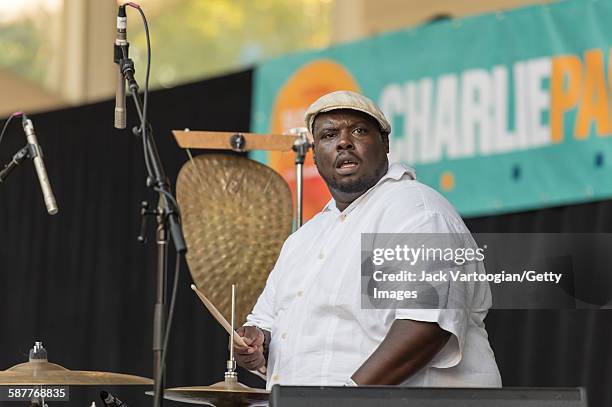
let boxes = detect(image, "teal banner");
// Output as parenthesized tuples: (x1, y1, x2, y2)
(252, 0, 612, 218)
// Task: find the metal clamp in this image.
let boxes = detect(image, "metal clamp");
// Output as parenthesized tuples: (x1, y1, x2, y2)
(229, 133, 246, 153)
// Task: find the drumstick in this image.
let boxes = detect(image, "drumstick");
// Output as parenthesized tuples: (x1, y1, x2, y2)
(191, 284, 247, 346)
(190, 284, 268, 379)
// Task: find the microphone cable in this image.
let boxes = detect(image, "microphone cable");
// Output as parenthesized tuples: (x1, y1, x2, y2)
(122, 5, 183, 407)
(122, 2, 154, 181)
(0, 112, 23, 151)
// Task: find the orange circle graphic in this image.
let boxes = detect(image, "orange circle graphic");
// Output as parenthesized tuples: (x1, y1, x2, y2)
(440, 171, 455, 191)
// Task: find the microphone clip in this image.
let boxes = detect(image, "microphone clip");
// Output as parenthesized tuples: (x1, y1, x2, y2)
(120, 58, 138, 93)
(113, 42, 129, 65)
(26, 142, 41, 159)
(137, 200, 159, 244)
(0, 145, 30, 183)
(0, 136, 42, 183)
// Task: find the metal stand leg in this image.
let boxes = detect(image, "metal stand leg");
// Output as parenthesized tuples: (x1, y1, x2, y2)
(291, 128, 311, 229)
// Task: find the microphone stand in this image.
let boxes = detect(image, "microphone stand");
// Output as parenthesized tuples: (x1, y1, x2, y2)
(0, 144, 34, 183)
(117, 48, 187, 407)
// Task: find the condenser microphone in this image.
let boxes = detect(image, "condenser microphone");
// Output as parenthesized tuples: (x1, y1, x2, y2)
(114, 5, 127, 129)
(21, 114, 58, 215)
(100, 391, 129, 407)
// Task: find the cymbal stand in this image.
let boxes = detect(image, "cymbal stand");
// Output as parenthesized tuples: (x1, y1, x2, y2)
(290, 128, 311, 229)
(224, 284, 238, 386)
(28, 342, 48, 407)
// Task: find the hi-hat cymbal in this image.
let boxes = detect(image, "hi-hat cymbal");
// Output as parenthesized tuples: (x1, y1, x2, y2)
(0, 360, 153, 385)
(147, 381, 269, 406)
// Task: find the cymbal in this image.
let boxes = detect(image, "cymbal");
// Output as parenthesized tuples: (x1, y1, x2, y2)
(147, 381, 269, 406)
(176, 154, 293, 326)
(0, 360, 153, 385)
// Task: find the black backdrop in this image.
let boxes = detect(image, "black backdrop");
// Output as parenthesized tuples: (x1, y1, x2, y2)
(0, 69, 610, 407)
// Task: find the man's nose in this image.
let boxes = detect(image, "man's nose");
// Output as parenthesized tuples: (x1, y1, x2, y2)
(336, 130, 354, 150)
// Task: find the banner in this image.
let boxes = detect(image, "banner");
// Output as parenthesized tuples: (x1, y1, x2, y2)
(251, 0, 612, 219)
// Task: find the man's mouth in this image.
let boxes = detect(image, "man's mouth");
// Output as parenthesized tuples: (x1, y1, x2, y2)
(335, 156, 360, 175)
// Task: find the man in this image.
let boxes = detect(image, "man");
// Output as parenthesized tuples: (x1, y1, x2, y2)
(234, 90, 501, 388)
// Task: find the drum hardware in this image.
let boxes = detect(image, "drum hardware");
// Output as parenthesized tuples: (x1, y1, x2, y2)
(27, 342, 47, 407)
(191, 284, 266, 380)
(172, 130, 299, 152)
(172, 128, 312, 231)
(146, 285, 270, 406)
(199, 284, 269, 401)
(137, 201, 160, 244)
(289, 127, 311, 229)
(217, 283, 245, 388)
(225, 284, 238, 385)
(0, 341, 153, 385)
(229, 134, 246, 153)
(0, 342, 152, 407)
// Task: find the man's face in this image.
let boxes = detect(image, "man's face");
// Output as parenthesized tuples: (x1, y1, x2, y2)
(312, 109, 389, 194)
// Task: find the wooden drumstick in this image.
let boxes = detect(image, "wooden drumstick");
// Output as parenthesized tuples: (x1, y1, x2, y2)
(190, 284, 268, 379)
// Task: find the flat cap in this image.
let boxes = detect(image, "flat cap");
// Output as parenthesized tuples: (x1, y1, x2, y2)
(304, 90, 391, 136)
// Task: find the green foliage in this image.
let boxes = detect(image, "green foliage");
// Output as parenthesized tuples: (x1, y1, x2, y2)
(0, 0, 332, 92)
(129, 0, 332, 88)
(0, 18, 46, 83)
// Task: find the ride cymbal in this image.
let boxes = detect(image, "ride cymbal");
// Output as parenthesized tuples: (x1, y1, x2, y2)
(176, 154, 293, 326)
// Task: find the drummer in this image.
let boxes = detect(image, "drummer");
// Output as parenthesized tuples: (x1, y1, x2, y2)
(234, 91, 501, 388)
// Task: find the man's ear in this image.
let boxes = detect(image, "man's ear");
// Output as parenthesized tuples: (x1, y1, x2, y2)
(382, 132, 390, 154)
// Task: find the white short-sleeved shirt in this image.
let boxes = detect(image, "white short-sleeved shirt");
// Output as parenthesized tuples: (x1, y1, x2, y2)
(246, 163, 502, 389)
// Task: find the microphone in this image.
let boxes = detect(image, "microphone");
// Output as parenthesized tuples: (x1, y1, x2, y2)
(114, 5, 127, 129)
(100, 391, 129, 407)
(21, 114, 58, 215)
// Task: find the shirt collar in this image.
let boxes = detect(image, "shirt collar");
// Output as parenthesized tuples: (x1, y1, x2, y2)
(321, 162, 416, 213)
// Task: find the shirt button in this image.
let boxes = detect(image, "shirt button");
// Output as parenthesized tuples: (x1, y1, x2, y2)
(272, 374, 280, 382)
(318, 253, 324, 260)
(281, 332, 288, 340)
(340, 214, 346, 221)
(297, 290, 304, 298)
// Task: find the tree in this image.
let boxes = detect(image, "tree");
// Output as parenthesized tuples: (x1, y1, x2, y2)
(128, 0, 332, 88)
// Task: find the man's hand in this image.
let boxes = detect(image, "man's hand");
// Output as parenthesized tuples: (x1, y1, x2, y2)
(234, 326, 266, 370)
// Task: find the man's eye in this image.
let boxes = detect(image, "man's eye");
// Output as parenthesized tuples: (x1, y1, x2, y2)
(353, 127, 367, 134)
(321, 133, 334, 139)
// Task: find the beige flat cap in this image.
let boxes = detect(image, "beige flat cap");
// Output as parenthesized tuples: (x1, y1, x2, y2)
(304, 90, 392, 136)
